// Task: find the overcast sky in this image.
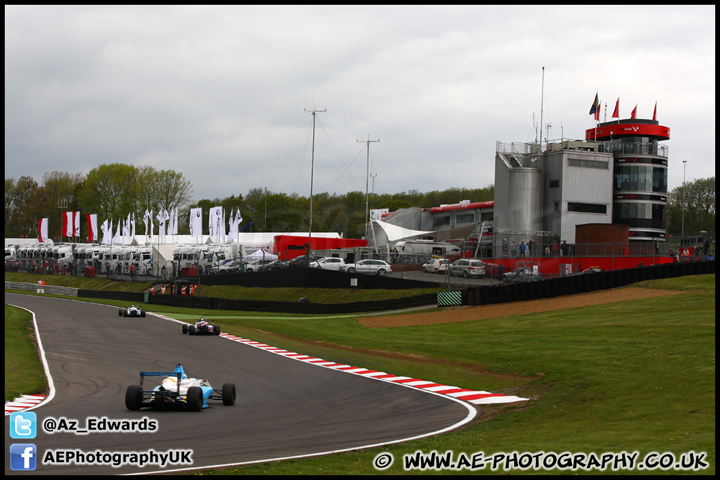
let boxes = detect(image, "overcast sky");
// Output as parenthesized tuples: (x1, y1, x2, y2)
(5, 5, 715, 205)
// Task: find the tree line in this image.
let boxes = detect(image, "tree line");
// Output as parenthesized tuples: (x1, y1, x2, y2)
(5, 163, 714, 241)
(4, 163, 495, 240)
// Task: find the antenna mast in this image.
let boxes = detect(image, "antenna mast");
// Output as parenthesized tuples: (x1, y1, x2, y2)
(357, 134, 379, 240)
(539, 66, 544, 151)
(305, 107, 325, 241)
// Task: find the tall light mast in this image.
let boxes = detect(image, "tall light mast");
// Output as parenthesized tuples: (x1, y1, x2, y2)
(357, 134, 379, 240)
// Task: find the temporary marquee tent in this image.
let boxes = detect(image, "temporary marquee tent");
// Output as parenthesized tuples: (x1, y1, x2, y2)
(245, 249, 278, 260)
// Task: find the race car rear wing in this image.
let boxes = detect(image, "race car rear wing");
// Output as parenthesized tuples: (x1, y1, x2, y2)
(138, 371, 181, 392)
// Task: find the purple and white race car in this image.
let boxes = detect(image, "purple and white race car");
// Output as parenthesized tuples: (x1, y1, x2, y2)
(182, 318, 221, 336)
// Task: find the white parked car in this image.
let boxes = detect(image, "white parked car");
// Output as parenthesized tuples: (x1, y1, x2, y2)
(245, 259, 274, 272)
(422, 257, 449, 274)
(341, 259, 393, 276)
(309, 257, 346, 271)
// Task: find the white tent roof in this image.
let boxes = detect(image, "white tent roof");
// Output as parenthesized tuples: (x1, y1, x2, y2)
(373, 220, 434, 242)
(245, 248, 278, 260)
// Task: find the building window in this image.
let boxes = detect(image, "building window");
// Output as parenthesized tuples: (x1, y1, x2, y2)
(568, 158, 609, 169)
(432, 216, 450, 229)
(652, 167, 667, 193)
(456, 213, 474, 224)
(549, 179, 559, 188)
(568, 202, 607, 214)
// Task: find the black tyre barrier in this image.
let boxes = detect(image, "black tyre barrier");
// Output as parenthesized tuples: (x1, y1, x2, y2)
(559, 276, 573, 296)
(527, 282, 540, 300)
(586, 272, 600, 291)
(541, 278, 554, 298)
(501, 284, 513, 304)
(479, 286, 491, 305)
(468, 287, 481, 305)
(548, 278, 566, 297)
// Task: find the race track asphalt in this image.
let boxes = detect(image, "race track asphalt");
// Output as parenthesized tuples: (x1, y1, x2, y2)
(4, 293, 475, 474)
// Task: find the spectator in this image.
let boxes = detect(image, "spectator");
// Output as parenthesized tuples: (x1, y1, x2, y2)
(519, 241, 526, 258)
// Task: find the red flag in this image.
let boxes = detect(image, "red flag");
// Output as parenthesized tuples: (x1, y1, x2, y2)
(87, 214, 98, 242)
(612, 98, 619, 119)
(38, 218, 49, 243)
(63, 211, 73, 237)
(630, 105, 637, 119)
(652, 101, 657, 121)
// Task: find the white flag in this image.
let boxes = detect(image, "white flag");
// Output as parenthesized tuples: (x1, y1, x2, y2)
(167, 208, 174, 237)
(113, 219, 122, 244)
(73, 211, 81, 237)
(172, 208, 179, 235)
(156, 210, 166, 238)
(63, 211, 73, 238)
(190, 208, 202, 238)
(101, 219, 109, 245)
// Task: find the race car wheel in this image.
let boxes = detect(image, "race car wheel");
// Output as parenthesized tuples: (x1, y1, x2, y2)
(222, 383, 236, 406)
(214, 326, 221, 335)
(125, 385, 143, 411)
(141, 310, 146, 317)
(187, 386, 203, 411)
(118, 310, 122, 316)
(182, 325, 188, 334)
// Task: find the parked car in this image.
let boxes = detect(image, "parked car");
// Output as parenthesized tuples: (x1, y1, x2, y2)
(245, 259, 274, 272)
(309, 257, 346, 271)
(581, 267, 604, 274)
(501, 267, 543, 283)
(218, 260, 245, 273)
(259, 259, 286, 271)
(449, 258, 486, 278)
(341, 259, 392, 276)
(286, 256, 310, 268)
(422, 257, 449, 274)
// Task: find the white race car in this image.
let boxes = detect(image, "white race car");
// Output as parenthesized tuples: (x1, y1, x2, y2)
(119, 305, 146, 317)
(125, 364, 236, 411)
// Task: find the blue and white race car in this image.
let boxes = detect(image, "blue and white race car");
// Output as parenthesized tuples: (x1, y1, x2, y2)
(119, 305, 146, 317)
(125, 364, 236, 411)
(182, 317, 221, 335)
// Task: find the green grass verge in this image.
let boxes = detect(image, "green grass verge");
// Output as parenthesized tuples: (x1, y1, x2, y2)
(4, 273, 715, 474)
(4, 305, 48, 402)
